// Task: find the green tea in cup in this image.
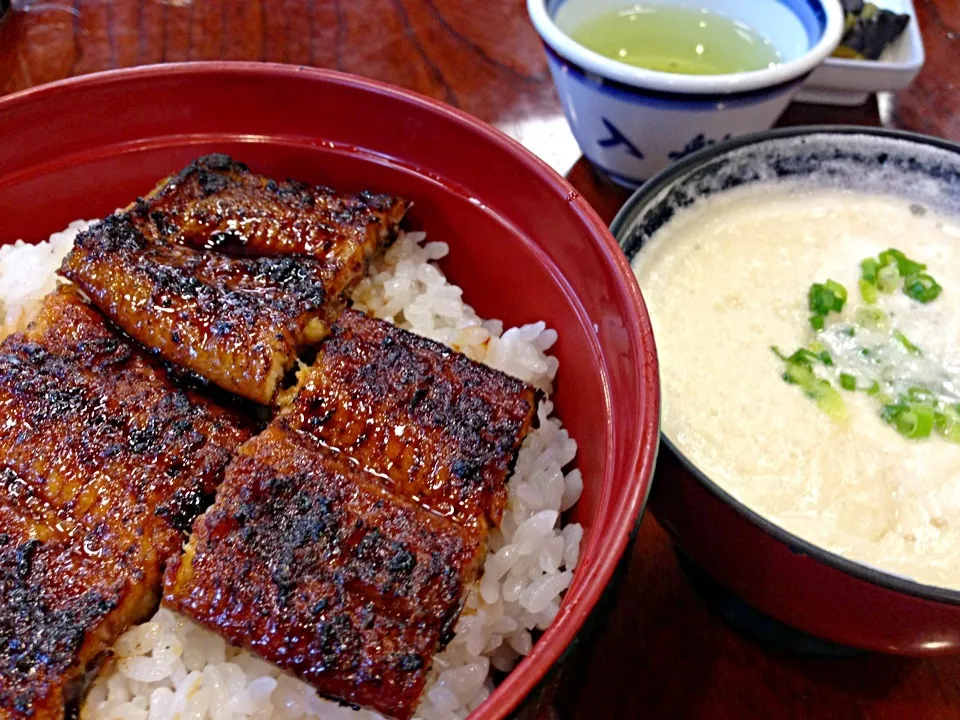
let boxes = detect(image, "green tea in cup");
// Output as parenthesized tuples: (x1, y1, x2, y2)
(568, 5, 782, 75)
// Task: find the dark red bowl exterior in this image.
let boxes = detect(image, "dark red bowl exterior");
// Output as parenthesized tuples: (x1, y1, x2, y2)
(0, 63, 660, 716)
(613, 126, 960, 656)
(654, 449, 960, 654)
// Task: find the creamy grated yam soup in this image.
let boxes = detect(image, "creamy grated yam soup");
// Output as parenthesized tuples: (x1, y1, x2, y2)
(633, 183, 960, 590)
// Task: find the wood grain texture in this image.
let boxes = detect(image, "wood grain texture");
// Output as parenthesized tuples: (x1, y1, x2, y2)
(0, 0, 557, 123)
(559, 515, 960, 720)
(1, 2, 959, 718)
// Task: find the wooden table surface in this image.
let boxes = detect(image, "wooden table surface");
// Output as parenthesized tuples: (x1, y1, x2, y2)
(2, 2, 959, 718)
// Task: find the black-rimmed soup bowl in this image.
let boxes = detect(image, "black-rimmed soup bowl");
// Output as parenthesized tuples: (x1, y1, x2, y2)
(615, 126, 960, 655)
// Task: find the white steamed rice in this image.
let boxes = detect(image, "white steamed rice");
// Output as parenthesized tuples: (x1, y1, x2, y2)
(0, 228, 584, 720)
(0, 220, 93, 337)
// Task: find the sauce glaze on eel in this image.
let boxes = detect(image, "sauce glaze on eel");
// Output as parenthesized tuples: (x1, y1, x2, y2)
(0, 287, 252, 720)
(164, 311, 539, 719)
(60, 155, 409, 405)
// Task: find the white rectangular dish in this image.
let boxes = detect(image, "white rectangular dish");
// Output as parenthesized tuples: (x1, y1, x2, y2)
(796, 0, 925, 106)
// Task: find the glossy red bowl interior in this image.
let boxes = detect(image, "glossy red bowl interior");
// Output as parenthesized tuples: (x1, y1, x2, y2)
(0, 63, 660, 716)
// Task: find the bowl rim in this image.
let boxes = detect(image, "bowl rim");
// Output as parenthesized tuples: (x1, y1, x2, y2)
(612, 124, 960, 609)
(526, 0, 846, 95)
(0, 61, 663, 718)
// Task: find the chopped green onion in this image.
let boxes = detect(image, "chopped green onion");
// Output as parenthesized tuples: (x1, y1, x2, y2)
(807, 341, 834, 365)
(826, 279, 848, 310)
(904, 403, 935, 439)
(807, 279, 847, 331)
(893, 330, 922, 355)
(783, 362, 815, 387)
(773, 346, 835, 368)
(880, 403, 903, 424)
(778, 249, 947, 434)
(807, 380, 847, 421)
(859, 258, 881, 303)
(774, 346, 847, 421)
(882, 402, 935, 439)
(879, 248, 927, 278)
(935, 407, 960, 444)
(937, 419, 960, 444)
(808, 285, 832, 315)
(935, 409, 952, 433)
(855, 306, 888, 330)
(809, 280, 847, 315)
(788, 348, 820, 365)
(877, 250, 896, 268)
(911, 403, 936, 439)
(859, 249, 941, 304)
(877, 264, 900, 293)
(903, 273, 942, 303)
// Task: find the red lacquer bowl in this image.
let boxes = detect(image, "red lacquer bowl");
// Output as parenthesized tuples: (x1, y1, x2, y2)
(614, 126, 960, 656)
(0, 64, 660, 716)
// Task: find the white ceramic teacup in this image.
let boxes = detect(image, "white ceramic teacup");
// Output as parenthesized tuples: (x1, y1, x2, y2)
(528, 0, 845, 186)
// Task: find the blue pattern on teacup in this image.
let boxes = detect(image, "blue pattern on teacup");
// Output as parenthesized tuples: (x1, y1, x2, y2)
(597, 118, 645, 160)
(668, 134, 734, 162)
(545, 47, 806, 187)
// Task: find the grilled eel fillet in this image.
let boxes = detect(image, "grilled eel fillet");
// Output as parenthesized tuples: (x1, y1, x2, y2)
(279, 309, 541, 529)
(164, 425, 485, 720)
(60, 154, 410, 405)
(165, 312, 539, 720)
(0, 287, 252, 720)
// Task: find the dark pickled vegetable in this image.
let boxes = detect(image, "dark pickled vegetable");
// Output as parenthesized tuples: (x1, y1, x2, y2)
(834, 3, 911, 61)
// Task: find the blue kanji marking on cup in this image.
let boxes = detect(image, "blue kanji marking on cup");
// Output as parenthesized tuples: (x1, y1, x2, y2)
(597, 118, 645, 160)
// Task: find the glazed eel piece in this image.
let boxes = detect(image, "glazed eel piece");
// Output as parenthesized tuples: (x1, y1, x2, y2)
(60, 155, 410, 405)
(0, 287, 252, 720)
(277, 309, 542, 530)
(164, 310, 540, 720)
